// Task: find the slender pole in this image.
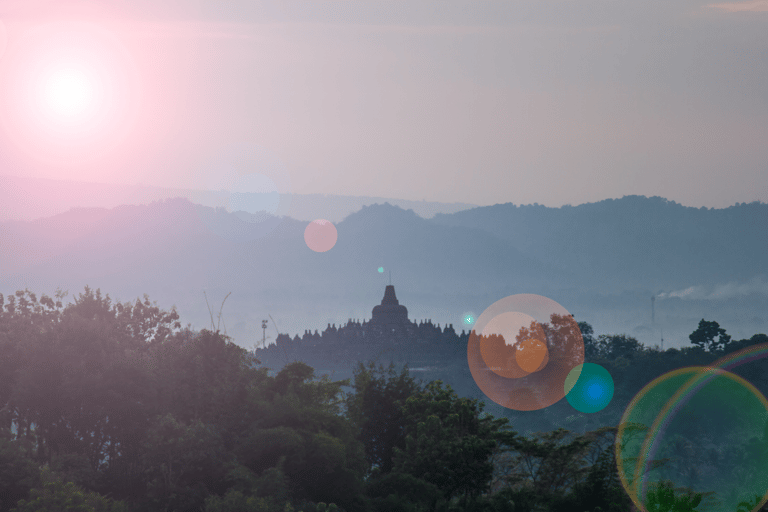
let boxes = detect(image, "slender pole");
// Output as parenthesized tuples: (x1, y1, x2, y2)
(262, 319, 268, 348)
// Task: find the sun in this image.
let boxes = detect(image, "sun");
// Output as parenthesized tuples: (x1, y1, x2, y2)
(0, 20, 138, 166)
(40, 64, 98, 121)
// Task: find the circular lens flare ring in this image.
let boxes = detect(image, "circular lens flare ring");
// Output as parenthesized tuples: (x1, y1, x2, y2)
(304, 219, 338, 253)
(616, 362, 768, 512)
(467, 294, 584, 411)
(479, 311, 540, 379)
(516, 337, 549, 373)
(564, 363, 613, 413)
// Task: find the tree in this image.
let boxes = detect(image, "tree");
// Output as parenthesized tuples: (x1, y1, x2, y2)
(10, 466, 127, 512)
(688, 319, 731, 353)
(559, 430, 633, 512)
(578, 322, 599, 360)
(389, 380, 517, 508)
(2, 286, 183, 470)
(644, 480, 703, 512)
(596, 334, 644, 360)
(140, 413, 230, 512)
(490, 426, 638, 512)
(345, 361, 423, 475)
(204, 489, 274, 512)
(0, 430, 39, 512)
(3, 288, 374, 511)
(506, 428, 591, 498)
(233, 361, 368, 512)
(736, 494, 768, 512)
(724, 333, 768, 356)
(366, 471, 441, 512)
(540, 314, 583, 365)
(0, 289, 66, 436)
(147, 328, 259, 428)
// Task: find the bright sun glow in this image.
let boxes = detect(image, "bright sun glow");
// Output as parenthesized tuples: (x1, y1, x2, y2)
(42, 67, 96, 119)
(0, 20, 138, 168)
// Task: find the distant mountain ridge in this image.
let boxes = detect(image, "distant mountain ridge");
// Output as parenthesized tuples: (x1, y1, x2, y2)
(1, 194, 766, 350)
(0, 174, 478, 222)
(432, 196, 768, 291)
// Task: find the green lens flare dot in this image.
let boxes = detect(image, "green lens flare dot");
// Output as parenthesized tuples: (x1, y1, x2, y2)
(564, 363, 614, 413)
(615, 367, 768, 512)
(377, 267, 384, 273)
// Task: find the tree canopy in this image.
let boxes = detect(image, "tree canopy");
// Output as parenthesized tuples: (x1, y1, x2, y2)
(689, 319, 732, 353)
(2, 287, 767, 511)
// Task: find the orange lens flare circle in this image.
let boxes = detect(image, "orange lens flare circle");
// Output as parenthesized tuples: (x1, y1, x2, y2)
(516, 338, 549, 373)
(478, 311, 549, 379)
(468, 294, 584, 411)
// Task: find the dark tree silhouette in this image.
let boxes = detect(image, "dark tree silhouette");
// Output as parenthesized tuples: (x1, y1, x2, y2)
(689, 319, 731, 353)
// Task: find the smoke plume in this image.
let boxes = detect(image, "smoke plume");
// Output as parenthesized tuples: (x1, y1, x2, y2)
(657, 275, 768, 300)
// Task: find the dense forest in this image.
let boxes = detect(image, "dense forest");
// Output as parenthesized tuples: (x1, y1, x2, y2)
(1, 287, 767, 512)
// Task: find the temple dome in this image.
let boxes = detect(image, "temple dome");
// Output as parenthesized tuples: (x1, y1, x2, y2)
(371, 285, 409, 327)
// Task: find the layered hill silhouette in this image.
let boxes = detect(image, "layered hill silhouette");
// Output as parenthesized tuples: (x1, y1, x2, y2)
(431, 196, 768, 291)
(0, 174, 477, 223)
(1, 195, 766, 349)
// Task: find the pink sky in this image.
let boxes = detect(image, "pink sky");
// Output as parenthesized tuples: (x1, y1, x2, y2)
(0, 1, 766, 209)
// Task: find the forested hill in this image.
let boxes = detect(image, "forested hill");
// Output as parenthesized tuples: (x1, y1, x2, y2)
(431, 196, 768, 291)
(2, 287, 767, 512)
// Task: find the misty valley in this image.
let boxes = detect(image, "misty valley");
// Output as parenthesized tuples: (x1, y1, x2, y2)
(1, 195, 767, 511)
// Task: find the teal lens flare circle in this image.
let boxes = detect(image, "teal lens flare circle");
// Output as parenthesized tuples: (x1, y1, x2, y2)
(565, 363, 614, 413)
(378, 267, 384, 273)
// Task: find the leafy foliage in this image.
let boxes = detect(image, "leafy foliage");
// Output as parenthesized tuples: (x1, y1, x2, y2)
(0, 430, 39, 512)
(345, 361, 423, 475)
(2, 287, 767, 512)
(204, 489, 274, 512)
(10, 466, 127, 512)
(644, 480, 703, 512)
(393, 381, 515, 503)
(578, 321, 598, 360)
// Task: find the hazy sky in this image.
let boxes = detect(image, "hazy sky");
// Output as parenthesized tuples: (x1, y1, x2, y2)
(0, 0, 766, 209)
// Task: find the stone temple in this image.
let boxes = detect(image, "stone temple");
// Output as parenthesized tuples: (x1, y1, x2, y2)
(259, 283, 468, 367)
(369, 285, 409, 329)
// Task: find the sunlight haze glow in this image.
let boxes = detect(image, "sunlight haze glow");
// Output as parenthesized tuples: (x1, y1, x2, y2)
(41, 66, 96, 120)
(0, 1, 765, 207)
(0, 18, 139, 172)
